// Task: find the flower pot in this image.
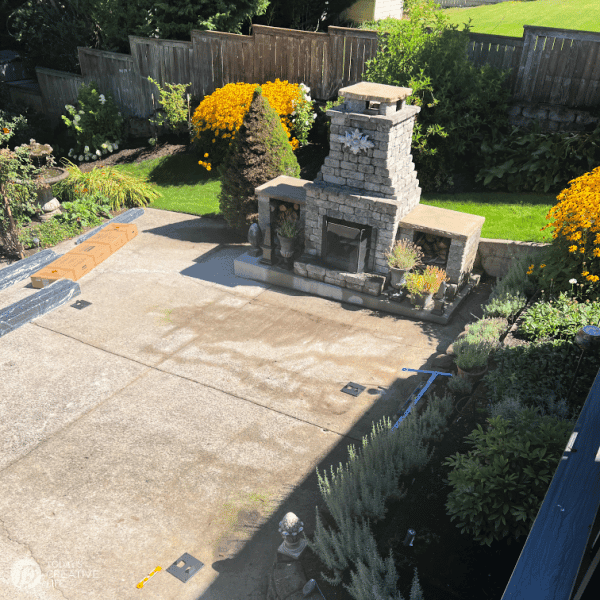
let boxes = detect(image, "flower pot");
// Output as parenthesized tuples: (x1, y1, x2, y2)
(277, 233, 296, 258)
(409, 292, 433, 309)
(389, 266, 411, 289)
(456, 363, 488, 381)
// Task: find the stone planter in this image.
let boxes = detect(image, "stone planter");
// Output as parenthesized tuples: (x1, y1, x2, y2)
(34, 167, 70, 207)
(409, 291, 433, 309)
(277, 233, 296, 259)
(389, 266, 411, 289)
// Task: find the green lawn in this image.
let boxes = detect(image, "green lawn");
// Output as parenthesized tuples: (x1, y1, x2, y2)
(115, 153, 555, 242)
(421, 191, 555, 242)
(115, 153, 221, 216)
(441, 0, 600, 37)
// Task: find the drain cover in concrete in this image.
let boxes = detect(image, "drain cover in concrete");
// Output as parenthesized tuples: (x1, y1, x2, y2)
(341, 382, 366, 397)
(71, 300, 92, 309)
(166, 553, 204, 583)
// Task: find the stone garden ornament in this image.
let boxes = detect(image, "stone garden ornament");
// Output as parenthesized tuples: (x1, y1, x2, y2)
(278, 512, 307, 559)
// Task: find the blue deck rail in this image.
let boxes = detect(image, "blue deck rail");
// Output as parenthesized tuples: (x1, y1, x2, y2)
(501, 368, 600, 600)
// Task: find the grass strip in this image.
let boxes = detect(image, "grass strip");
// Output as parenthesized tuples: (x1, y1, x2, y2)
(421, 191, 555, 242)
(441, 0, 600, 37)
(114, 153, 221, 216)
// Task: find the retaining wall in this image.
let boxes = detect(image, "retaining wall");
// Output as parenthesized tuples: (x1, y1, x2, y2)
(474, 238, 549, 278)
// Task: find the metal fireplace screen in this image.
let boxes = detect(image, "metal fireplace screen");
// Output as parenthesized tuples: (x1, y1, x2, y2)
(323, 217, 371, 273)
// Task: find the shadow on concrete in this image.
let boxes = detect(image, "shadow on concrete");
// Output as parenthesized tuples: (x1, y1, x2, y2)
(191, 277, 493, 599)
(143, 217, 246, 246)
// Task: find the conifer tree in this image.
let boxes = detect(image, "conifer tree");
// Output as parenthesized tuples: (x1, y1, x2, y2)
(218, 86, 300, 230)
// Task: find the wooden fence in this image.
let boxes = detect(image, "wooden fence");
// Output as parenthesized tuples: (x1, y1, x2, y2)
(513, 26, 600, 107)
(35, 24, 600, 124)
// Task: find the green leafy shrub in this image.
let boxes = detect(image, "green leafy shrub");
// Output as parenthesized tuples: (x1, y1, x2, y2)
(218, 87, 300, 229)
(310, 392, 452, 596)
(363, 1, 511, 192)
(444, 409, 572, 546)
(475, 121, 600, 193)
(19, 219, 80, 250)
(518, 292, 600, 341)
(57, 194, 112, 228)
(63, 82, 124, 163)
(147, 77, 191, 136)
(0, 140, 38, 258)
(484, 340, 596, 413)
(58, 162, 159, 210)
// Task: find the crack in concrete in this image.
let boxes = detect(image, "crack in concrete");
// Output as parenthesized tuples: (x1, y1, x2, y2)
(0, 515, 70, 600)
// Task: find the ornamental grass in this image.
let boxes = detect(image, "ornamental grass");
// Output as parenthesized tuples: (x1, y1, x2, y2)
(58, 161, 159, 211)
(191, 79, 312, 171)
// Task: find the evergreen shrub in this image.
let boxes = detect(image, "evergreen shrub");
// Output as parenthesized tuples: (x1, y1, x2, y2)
(217, 87, 300, 229)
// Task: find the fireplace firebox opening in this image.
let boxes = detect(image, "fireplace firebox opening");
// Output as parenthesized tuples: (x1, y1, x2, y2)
(322, 217, 372, 274)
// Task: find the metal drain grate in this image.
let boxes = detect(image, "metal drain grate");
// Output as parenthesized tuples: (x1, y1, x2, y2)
(71, 300, 92, 310)
(341, 382, 366, 397)
(166, 553, 204, 583)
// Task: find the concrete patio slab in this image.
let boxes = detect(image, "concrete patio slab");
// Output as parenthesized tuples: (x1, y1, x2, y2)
(0, 208, 487, 600)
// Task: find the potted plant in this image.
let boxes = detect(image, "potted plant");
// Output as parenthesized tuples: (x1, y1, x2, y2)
(15, 139, 69, 208)
(385, 239, 423, 289)
(403, 265, 448, 309)
(453, 337, 495, 380)
(276, 215, 301, 258)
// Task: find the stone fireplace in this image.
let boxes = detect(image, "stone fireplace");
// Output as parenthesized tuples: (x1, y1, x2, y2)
(237, 81, 485, 322)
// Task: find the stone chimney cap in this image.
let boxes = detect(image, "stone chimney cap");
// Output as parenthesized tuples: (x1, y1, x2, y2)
(339, 82, 412, 103)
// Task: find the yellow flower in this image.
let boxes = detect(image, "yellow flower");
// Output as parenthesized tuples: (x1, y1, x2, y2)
(540, 264, 546, 269)
(568, 245, 578, 253)
(582, 271, 589, 276)
(204, 153, 209, 158)
(2, 127, 9, 134)
(588, 275, 599, 282)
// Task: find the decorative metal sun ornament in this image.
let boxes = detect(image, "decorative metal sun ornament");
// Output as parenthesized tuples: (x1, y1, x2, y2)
(343, 128, 375, 154)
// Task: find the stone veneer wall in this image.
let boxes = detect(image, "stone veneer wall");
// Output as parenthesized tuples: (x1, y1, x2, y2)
(316, 104, 421, 201)
(304, 183, 405, 274)
(508, 103, 599, 132)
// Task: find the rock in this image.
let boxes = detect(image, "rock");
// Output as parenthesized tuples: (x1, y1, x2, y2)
(39, 208, 61, 222)
(431, 353, 455, 368)
(272, 561, 306, 599)
(41, 198, 60, 212)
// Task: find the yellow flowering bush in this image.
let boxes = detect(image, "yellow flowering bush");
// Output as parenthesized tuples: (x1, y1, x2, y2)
(191, 79, 314, 171)
(403, 265, 448, 295)
(537, 166, 600, 296)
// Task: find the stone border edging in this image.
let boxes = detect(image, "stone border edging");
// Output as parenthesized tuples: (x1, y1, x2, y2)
(0, 249, 61, 292)
(0, 279, 80, 338)
(266, 553, 309, 600)
(475, 237, 549, 279)
(75, 208, 145, 245)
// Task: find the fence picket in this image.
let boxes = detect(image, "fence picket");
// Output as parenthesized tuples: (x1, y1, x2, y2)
(34, 24, 600, 125)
